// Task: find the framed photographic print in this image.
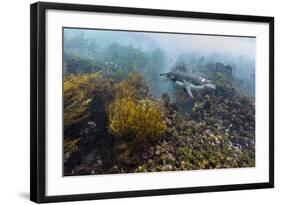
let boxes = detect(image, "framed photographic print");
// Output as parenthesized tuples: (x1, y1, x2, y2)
(30, 1, 274, 203)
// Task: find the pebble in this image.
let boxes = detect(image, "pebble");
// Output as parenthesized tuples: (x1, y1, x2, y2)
(155, 149, 161, 155)
(162, 164, 173, 171)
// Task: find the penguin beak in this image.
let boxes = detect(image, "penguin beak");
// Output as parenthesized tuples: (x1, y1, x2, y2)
(160, 73, 170, 82)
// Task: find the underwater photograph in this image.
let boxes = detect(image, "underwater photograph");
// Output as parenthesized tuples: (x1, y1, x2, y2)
(63, 28, 256, 176)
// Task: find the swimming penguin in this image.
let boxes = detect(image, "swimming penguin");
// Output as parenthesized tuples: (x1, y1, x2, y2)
(160, 72, 216, 98)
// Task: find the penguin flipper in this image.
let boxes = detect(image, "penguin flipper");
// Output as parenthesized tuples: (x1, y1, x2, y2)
(183, 80, 193, 98)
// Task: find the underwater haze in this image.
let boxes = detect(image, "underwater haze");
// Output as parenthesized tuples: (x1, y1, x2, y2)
(63, 28, 256, 176)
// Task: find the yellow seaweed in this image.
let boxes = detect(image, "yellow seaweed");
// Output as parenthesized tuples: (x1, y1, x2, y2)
(64, 72, 101, 127)
(108, 72, 167, 149)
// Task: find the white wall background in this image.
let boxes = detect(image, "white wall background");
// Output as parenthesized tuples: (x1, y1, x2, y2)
(0, 0, 278, 204)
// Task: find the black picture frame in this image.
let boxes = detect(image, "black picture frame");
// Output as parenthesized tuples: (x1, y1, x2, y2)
(30, 1, 274, 203)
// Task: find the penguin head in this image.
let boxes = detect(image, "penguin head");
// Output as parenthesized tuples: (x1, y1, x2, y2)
(160, 72, 176, 81)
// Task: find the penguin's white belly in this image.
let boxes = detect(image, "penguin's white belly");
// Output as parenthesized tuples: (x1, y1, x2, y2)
(175, 80, 185, 87)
